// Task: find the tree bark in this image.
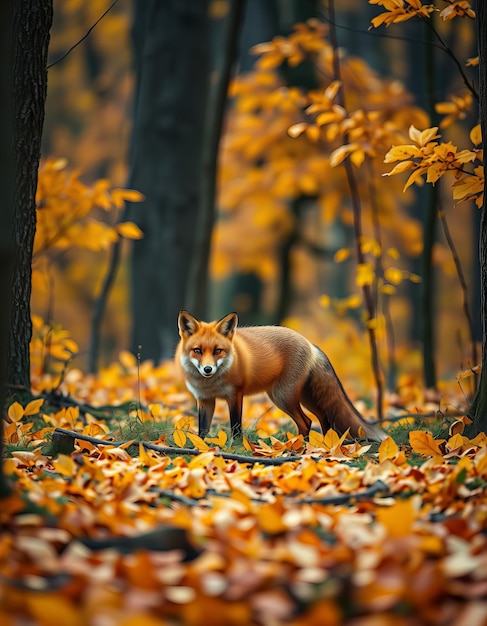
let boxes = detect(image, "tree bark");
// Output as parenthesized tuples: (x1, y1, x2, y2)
(8, 0, 53, 387)
(185, 0, 246, 319)
(467, 0, 487, 435)
(128, 0, 209, 361)
(0, 0, 16, 497)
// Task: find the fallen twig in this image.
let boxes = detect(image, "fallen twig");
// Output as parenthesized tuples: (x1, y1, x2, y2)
(51, 427, 304, 466)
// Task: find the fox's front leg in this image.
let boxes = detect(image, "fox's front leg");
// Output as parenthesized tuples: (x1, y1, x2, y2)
(227, 390, 244, 439)
(197, 398, 215, 438)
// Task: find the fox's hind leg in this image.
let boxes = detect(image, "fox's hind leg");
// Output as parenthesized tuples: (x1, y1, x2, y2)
(267, 387, 312, 437)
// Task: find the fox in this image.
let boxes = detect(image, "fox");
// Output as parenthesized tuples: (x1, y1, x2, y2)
(175, 310, 387, 442)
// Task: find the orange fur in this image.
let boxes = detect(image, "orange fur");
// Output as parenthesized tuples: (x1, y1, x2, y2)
(175, 311, 386, 441)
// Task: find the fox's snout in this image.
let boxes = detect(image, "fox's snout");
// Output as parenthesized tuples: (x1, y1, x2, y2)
(200, 364, 216, 377)
(192, 359, 217, 378)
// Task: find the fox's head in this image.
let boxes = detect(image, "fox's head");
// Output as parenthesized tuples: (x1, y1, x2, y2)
(178, 310, 237, 378)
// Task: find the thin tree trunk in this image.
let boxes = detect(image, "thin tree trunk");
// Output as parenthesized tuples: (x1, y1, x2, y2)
(128, 0, 209, 361)
(467, 0, 487, 435)
(421, 19, 438, 390)
(8, 0, 53, 387)
(185, 0, 246, 318)
(0, 0, 16, 497)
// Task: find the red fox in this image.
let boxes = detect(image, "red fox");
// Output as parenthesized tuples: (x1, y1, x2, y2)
(175, 310, 387, 442)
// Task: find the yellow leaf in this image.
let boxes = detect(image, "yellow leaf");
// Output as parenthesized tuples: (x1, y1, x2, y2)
(111, 188, 145, 207)
(243, 436, 253, 451)
(329, 144, 358, 168)
(206, 429, 228, 447)
(383, 161, 415, 177)
(356, 262, 375, 287)
(24, 399, 44, 416)
(470, 124, 482, 146)
(334, 248, 351, 263)
(323, 428, 340, 451)
(381, 284, 397, 295)
(308, 430, 326, 448)
(378, 436, 399, 463)
(119, 350, 137, 369)
(187, 468, 207, 498)
(446, 433, 465, 452)
(376, 498, 416, 539)
(384, 144, 421, 163)
(173, 429, 187, 448)
(187, 432, 209, 452)
(288, 122, 308, 138)
(82, 423, 108, 437)
(257, 502, 287, 534)
(116, 221, 144, 240)
(384, 267, 404, 285)
(188, 451, 215, 469)
(175, 416, 193, 430)
(52, 454, 76, 478)
(138, 442, 155, 467)
(8, 402, 25, 422)
(409, 430, 444, 459)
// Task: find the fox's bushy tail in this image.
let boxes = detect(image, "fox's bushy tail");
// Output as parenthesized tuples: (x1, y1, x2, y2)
(301, 347, 387, 442)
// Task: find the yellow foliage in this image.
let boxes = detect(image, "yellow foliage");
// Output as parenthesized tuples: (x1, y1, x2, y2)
(34, 159, 144, 259)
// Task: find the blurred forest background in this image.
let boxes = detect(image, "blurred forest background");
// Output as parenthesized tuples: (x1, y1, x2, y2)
(36, 0, 479, 399)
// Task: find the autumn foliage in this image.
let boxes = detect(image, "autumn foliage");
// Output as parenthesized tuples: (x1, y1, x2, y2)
(2, 0, 487, 624)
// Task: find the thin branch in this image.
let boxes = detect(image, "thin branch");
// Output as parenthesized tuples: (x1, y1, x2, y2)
(47, 0, 122, 70)
(438, 199, 478, 387)
(327, 0, 384, 420)
(51, 427, 304, 466)
(423, 19, 478, 99)
(296, 479, 389, 505)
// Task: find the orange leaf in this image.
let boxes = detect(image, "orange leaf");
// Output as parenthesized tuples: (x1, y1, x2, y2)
(378, 436, 399, 463)
(376, 498, 416, 538)
(116, 221, 144, 239)
(409, 430, 444, 459)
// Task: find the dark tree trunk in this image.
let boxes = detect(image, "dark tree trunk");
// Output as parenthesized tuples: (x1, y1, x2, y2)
(0, 0, 16, 496)
(185, 0, 246, 319)
(128, 0, 209, 361)
(1, 0, 51, 494)
(8, 0, 53, 388)
(467, 0, 487, 436)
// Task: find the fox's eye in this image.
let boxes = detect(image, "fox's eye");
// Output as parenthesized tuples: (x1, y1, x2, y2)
(193, 347, 202, 355)
(214, 348, 223, 356)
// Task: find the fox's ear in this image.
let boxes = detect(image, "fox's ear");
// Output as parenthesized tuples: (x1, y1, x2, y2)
(216, 312, 238, 338)
(178, 310, 200, 337)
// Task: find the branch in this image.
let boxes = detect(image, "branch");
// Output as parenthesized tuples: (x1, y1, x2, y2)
(327, 0, 384, 420)
(47, 0, 122, 70)
(296, 479, 389, 505)
(51, 427, 304, 466)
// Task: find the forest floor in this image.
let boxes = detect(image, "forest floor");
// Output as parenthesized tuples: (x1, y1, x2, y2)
(1, 355, 487, 625)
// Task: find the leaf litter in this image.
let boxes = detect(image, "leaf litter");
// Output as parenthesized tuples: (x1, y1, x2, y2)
(2, 357, 487, 625)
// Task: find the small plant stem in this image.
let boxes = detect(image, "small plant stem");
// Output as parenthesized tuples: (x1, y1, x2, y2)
(438, 199, 478, 390)
(366, 160, 397, 390)
(327, 0, 384, 420)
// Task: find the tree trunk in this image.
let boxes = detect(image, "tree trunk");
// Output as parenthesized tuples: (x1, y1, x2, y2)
(185, 0, 245, 319)
(8, 0, 53, 388)
(467, 0, 487, 435)
(0, 0, 16, 497)
(128, 0, 209, 361)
